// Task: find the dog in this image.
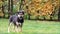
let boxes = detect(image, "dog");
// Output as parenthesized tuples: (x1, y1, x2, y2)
(8, 10, 24, 32)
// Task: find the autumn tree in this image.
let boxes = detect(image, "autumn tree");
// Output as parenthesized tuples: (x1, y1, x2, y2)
(58, 0, 60, 20)
(24, 0, 59, 20)
(0, 0, 4, 17)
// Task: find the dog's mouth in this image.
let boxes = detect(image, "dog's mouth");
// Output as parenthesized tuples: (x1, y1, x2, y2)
(18, 16, 23, 19)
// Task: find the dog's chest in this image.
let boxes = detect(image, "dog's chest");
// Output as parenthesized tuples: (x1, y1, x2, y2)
(17, 17, 23, 22)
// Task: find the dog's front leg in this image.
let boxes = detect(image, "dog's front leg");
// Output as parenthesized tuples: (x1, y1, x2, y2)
(16, 22, 19, 26)
(8, 27, 10, 33)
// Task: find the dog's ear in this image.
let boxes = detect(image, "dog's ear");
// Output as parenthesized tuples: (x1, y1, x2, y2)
(18, 10, 24, 15)
(21, 10, 24, 15)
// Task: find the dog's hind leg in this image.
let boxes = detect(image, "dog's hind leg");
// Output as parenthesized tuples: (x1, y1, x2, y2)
(8, 23, 12, 33)
(11, 25, 16, 32)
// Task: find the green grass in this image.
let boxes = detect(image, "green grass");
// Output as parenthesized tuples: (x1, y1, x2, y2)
(0, 18, 60, 34)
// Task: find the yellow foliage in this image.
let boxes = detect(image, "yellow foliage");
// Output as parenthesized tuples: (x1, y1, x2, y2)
(24, 0, 59, 17)
(0, 1, 3, 7)
(0, 10, 4, 17)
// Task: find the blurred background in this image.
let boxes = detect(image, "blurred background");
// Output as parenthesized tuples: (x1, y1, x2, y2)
(0, 0, 60, 21)
(0, 0, 60, 34)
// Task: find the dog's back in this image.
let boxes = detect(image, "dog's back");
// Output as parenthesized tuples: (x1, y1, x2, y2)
(9, 15, 18, 23)
(9, 15, 24, 26)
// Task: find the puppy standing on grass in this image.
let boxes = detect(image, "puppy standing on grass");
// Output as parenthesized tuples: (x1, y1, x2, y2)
(8, 10, 24, 32)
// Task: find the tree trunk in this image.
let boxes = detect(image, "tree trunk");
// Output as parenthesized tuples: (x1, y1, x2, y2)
(8, 0, 13, 18)
(2, 0, 5, 18)
(50, 14, 53, 21)
(36, 10, 40, 20)
(11, 0, 13, 15)
(58, 6, 60, 21)
(43, 16, 46, 20)
(26, 6, 31, 20)
(28, 14, 31, 20)
(8, 0, 10, 18)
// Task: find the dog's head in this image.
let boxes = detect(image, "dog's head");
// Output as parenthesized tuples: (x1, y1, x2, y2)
(17, 10, 24, 18)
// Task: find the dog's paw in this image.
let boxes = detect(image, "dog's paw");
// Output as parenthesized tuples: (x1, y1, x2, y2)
(8, 30, 10, 33)
(8, 28, 10, 33)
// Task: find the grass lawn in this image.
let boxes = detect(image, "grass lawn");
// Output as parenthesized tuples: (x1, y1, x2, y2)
(0, 18, 60, 34)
